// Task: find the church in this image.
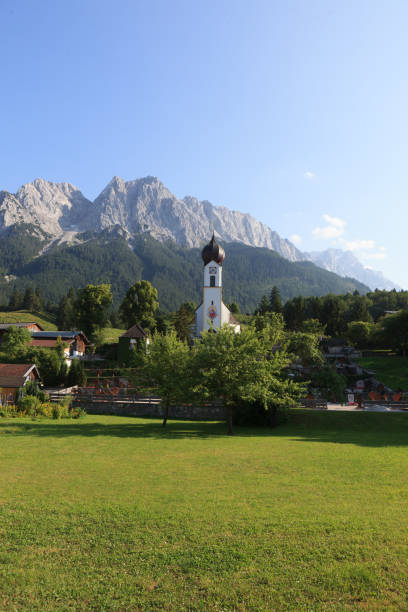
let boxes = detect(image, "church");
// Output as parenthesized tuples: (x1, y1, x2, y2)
(194, 233, 241, 336)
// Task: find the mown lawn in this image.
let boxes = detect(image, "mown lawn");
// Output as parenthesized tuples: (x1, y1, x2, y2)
(0, 411, 408, 610)
(97, 326, 125, 344)
(357, 356, 408, 390)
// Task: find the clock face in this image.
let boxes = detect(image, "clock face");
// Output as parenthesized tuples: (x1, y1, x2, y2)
(208, 306, 217, 320)
(209, 266, 217, 274)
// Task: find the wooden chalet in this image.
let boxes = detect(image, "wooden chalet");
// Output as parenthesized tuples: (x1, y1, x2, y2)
(0, 364, 41, 403)
(118, 324, 149, 362)
(30, 331, 89, 357)
(0, 322, 44, 341)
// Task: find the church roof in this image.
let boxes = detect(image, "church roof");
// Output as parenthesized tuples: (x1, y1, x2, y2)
(201, 233, 225, 265)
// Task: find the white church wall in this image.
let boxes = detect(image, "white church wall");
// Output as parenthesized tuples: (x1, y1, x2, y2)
(221, 301, 231, 326)
(204, 262, 222, 287)
(203, 287, 222, 331)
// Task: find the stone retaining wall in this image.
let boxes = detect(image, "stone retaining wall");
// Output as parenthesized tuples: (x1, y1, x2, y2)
(74, 400, 226, 421)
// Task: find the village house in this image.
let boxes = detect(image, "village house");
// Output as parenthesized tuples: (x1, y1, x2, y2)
(0, 321, 44, 341)
(0, 363, 41, 403)
(30, 331, 89, 358)
(118, 324, 149, 362)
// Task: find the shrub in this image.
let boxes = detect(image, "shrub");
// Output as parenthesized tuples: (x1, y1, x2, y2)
(310, 367, 347, 402)
(51, 403, 70, 419)
(71, 407, 86, 419)
(24, 380, 47, 403)
(1, 395, 85, 420)
(17, 395, 41, 417)
(66, 360, 87, 387)
(0, 404, 19, 418)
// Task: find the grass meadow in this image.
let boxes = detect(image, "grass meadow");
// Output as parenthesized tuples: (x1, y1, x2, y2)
(0, 310, 57, 331)
(356, 356, 408, 390)
(1, 411, 408, 610)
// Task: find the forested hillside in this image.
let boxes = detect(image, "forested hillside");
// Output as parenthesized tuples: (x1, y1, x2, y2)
(0, 230, 368, 311)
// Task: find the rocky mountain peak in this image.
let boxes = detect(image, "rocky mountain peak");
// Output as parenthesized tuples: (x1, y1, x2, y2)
(0, 176, 300, 262)
(11, 178, 93, 235)
(306, 248, 401, 291)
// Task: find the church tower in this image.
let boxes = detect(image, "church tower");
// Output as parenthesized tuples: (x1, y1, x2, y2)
(194, 233, 240, 336)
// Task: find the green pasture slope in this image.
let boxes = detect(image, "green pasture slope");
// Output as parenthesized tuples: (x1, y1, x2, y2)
(0, 309, 57, 331)
(357, 356, 408, 390)
(1, 411, 408, 610)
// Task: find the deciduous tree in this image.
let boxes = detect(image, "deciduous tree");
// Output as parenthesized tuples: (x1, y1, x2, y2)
(143, 331, 191, 427)
(120, 280, 159, 331)
(192, 324, 304, 435)
(2, 326, 32, 358)
(75, 284, 113, 338)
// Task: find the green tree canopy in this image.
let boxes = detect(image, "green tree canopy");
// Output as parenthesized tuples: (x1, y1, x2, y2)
(286, 331, 324, 367)
(346, 321, 375, 348)
(120, 280, 159, 331)
(346, 295, 373, 323)
(380, 310, 408, 355)
(143, 331, 191, 427)
(57, 288, 76, 329)
(311, 366, 347, 402)
(269, 286, 283, 314)
(174, 302, 196, 342)
(75, 284, 113, 338)
(283, 296, 306, 330)
(2, 326, 32, 358)
(255, 295, 270, 316)
(192, 324, 304, 434)
(320, 295, 346, 336)
(228, 302, 240, 314)
(300, 318, 326, 336)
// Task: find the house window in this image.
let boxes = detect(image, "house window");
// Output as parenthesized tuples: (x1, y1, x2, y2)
(210, 275, 215, 287)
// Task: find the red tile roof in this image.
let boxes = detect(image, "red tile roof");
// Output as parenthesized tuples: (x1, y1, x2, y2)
(0, 364, 34, 377)
(0, 364, 40, 388)
(31, 339, 73, 348)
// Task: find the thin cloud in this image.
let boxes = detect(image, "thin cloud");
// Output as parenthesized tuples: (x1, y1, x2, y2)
(304, 171, 315, 180)
(340, 239, 375, 251)
(290, 234, 302, 245)
(312, 214, 346, 239)
(364, 251, 388, 261)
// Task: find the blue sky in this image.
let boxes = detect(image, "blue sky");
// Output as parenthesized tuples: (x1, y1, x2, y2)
(1, 0, 408, 286)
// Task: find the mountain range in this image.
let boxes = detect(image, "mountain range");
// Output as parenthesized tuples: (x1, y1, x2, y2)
(0, 176, 400, 309)
(0, 176, 303, 261)
(305, 249, 401, 292)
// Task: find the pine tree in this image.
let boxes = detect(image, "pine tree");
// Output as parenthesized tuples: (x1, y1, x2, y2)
(8, 289, 23, 311)
(174, 302, 196, 341)
(35, 288, 44, 311)
(256, 295, 270, 315)
(23, 287, 36, 311)
(269, 286, 283, 313)
(57, 289, 76, 330)
(228, 302, 240, 314)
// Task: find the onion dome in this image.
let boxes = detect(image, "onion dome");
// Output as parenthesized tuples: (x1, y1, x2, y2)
(201, 232, 225, 265)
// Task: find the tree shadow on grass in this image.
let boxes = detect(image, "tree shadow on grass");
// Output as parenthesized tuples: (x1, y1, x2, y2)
(280, 409, 408, 448)
(0, 419, 228, 439)
(0, 410, 407, 446)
